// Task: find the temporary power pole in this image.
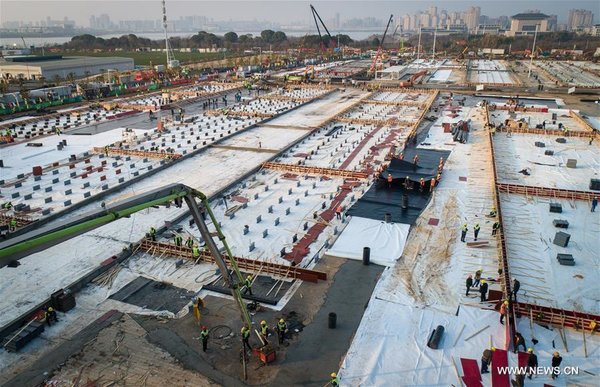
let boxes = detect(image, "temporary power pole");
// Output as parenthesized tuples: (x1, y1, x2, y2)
(528, 24, 538, 78)
(416, 27, 422, 60)
(162, 0, 176, 68)
(432, 28, 437, 59)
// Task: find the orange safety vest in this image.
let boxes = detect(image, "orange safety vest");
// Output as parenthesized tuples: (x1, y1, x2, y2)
(336, 206, 342, 213)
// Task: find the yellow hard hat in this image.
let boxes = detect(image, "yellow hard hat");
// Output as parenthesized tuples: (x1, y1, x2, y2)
(481, 280, 486, 284)
(279, 318, 285, 323)
(247, 275, 252, 279)
(527, 348, 533, 353)
(261, 320, 267, 325)
(331, 372, 337, 378)
(491, 346, 496, 351)
(504, 300, 509, 305)
(553, 351, 559, 357)
(48, 307, 54, 312)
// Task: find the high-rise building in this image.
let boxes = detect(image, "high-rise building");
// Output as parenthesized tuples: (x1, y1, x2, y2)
(568, 9, 594, 31)
(463, 6, 481, 31)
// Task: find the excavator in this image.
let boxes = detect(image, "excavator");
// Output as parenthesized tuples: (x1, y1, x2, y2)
(0, 184, 257, 348)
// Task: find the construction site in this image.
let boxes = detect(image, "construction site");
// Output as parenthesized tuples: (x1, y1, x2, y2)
(1, 5, 600, 387)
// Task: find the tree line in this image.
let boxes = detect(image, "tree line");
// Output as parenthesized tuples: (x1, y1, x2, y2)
(61, 31, 354, 51)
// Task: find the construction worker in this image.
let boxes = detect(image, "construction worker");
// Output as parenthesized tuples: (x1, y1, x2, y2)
(104, 145, 109, 156)
(387, 173, 393, 188)
(398, 152, 404, 160)
(200, 326, 209, 352)
(466, 275, 473, 296)
(174, 234, 183, 247)
(526, 348, 538, 379)
(2, 201, 13, 210)
(243, 275, 253, 296)
(500, 300, 509, 325)
(148, 227, 157, 241)
(9, 218, 17, 232)
(330, 372, 340, 386)
(192, 245, 200, 259)
(514, 332, 527, 353)
(474, 270, 482, 287)
(45, 306, 58, 326)
(429, 177, 436, 192)
(335, 205, 343, 220)
(412, 154, 419, 165)
(489, 207, 497, 217)
(404, 175, 411, 189)
(277, 318, 288, 345)
(192, 297, 202, 323)
(460, 224, 468, 242)
(436, 173, 441, 183)
(492, 221, 500, 236)
(512, 278, 520, 302)
(259, 320, 270, 341)
(419, 178, 425, 192)
(551, 351, 563, 379)
(241, 325, 252, 352)
(185, 236, 194, 249)
(479, 280, 488, 302)
(592, 197, 598, 212)
(481, 346, 495, 374)
(473, 223, 481, 241)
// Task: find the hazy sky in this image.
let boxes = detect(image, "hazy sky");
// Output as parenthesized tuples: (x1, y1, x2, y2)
(1, 0, 598, 25)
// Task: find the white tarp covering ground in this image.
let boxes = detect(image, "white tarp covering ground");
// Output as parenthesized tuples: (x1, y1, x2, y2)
(339, 295, 506, 386)
(501, 194, 600, 314)
(492, 133, 600, 192)
(326, 216, 410, 266)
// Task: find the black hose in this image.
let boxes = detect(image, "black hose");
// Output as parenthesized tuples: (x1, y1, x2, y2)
(209, 324, 232, 339)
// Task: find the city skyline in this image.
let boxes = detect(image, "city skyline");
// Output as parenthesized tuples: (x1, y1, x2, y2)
(1, 1, 597, 27)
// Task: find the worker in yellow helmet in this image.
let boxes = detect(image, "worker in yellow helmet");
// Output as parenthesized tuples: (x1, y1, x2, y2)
(243, 274, 253, 296)
(45, 306, 58, 326)
(526, 348, 538, 379)
(277, 318, 288, 345)
(551, 351, 562, 380)
(479, 279, 488, 302)
(260, 320, 269, 342)
(460, 224, 468, 242)
(330, 372, 340, 386)
(241, 325, 252, 352)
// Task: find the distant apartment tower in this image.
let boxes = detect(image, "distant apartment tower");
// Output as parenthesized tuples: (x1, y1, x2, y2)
(506, 12, 550, 36)
(568, 9, 594, 31)
(463, 6, 481, 31)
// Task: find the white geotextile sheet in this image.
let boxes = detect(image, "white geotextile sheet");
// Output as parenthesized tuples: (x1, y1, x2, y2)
(339, 299, 507, 386)
(326, 216, 410, 266)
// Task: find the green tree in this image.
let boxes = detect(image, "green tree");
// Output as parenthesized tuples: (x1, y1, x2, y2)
(261, 30, 276, 43)
(273, 31, 287, 43)
(224, 32, 238, 43)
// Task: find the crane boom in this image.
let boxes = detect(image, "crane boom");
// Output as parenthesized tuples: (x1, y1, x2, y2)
(310, 4, 336, 51)
(369, 14, 394, 74)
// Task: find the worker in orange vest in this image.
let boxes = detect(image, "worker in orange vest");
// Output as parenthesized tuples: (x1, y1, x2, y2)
(399, 152, 404, 160)
(500, 300, 509, 325)
(387, 173, 393, 188)
(335, 205, 343, 220)
(429, 177, 436, 192)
